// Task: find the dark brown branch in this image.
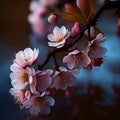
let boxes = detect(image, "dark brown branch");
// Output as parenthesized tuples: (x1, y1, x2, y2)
(38, 0, 120, 70)
(53, 55, 59, 71)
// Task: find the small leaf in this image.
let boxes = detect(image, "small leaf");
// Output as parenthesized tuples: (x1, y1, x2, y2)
(59, 12, 80, 22)
(76, 0, 94, 19)
(65, 3, 85, 23)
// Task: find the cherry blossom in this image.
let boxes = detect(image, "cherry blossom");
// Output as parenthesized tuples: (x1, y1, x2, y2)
(10, 67, 35, 90)
(9, 88, 30, 103)
(35, 69, 53, 92)
(47, 26, 71, 48)
(14, 48, 39, 67)
(9, 0, 120, 117)
(51, 67, 77, 90)
(63, 50, 91, 70)
(21, 95, 55, 115)
(88, 33, 107, 59)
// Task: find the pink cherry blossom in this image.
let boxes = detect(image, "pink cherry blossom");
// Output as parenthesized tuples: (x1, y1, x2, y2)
(88, 33, 107, 59)
(10, 67, 35, 90)
(21, 95, 55, 115)
(63, 50, 91, 69)
(51, 67, 77, 90)
(14, 48, 39, 67)
(47, 26, 71, 48)
(9, 88, 30, 103)
(35, 69, 53, 92)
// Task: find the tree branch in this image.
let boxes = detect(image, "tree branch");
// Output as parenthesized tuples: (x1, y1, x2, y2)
(38, 0, 120, 70)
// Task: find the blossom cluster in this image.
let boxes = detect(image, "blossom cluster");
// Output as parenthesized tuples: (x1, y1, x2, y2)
(9, 47, 78, 115)
(9, 48, 55, 115)
(9, 0, 109, 117)
(9, 25, 107, 116)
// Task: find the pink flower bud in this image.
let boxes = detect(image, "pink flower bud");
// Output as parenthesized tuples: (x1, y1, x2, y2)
(48, 14, 58, 24)
(71, 22, 82, 37)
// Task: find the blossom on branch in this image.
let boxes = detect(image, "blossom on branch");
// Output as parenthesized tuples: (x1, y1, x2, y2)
(21, 95, 55, 115)
(87, 33, 107, 68)
(88, 33, 107, 59)
(63, 50, 91, 70)
(14, 48, 39, 67)
(47, 26, 71, 48)
(51, 67, 77, 90)
(9, 88, 30, 103)
(35, 69, 53, 92)
(9, 47, 56, 115)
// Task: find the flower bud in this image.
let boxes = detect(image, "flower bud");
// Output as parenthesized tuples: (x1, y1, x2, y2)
(48, 14, 58, 24)
(71, 22, 82, 37)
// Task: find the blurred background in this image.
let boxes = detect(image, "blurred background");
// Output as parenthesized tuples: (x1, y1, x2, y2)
(0, 1, 31, 120)
(0, 0, 120, 120)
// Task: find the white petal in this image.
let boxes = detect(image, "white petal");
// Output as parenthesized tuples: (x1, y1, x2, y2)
(61, 26, 67, 35)
(53, 26, 61, 35)
(33, 48, 39, 60)
(9, 88, 18, 96)
(59, 66, 67, 71)
(96, 33, 104, 40)
(10, 63, 23, 73)
(48, 39, 66, 47)
(57, 44, 64, 48)
(69, 50, 80, 55)
(24, 48, 33, 56)
(10, 72, 18, 80)
(47, 34, 55, 41)
(11, 80, 27, 89)
(47, 96, 55, 106)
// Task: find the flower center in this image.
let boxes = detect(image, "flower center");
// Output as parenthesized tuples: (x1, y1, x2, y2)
(55, 33, 65, 42)
(23, 53, 31, 62)
(20, 73, 28, 83)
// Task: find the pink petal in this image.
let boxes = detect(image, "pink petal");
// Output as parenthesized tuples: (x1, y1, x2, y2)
(69, 50, 80, 55)
(30, 106, 40, 116)
(25, 90, 31, 99)
(36, 75, 52, 92)
(68, 61, 75, 70)
(63, 54, 73, 63)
